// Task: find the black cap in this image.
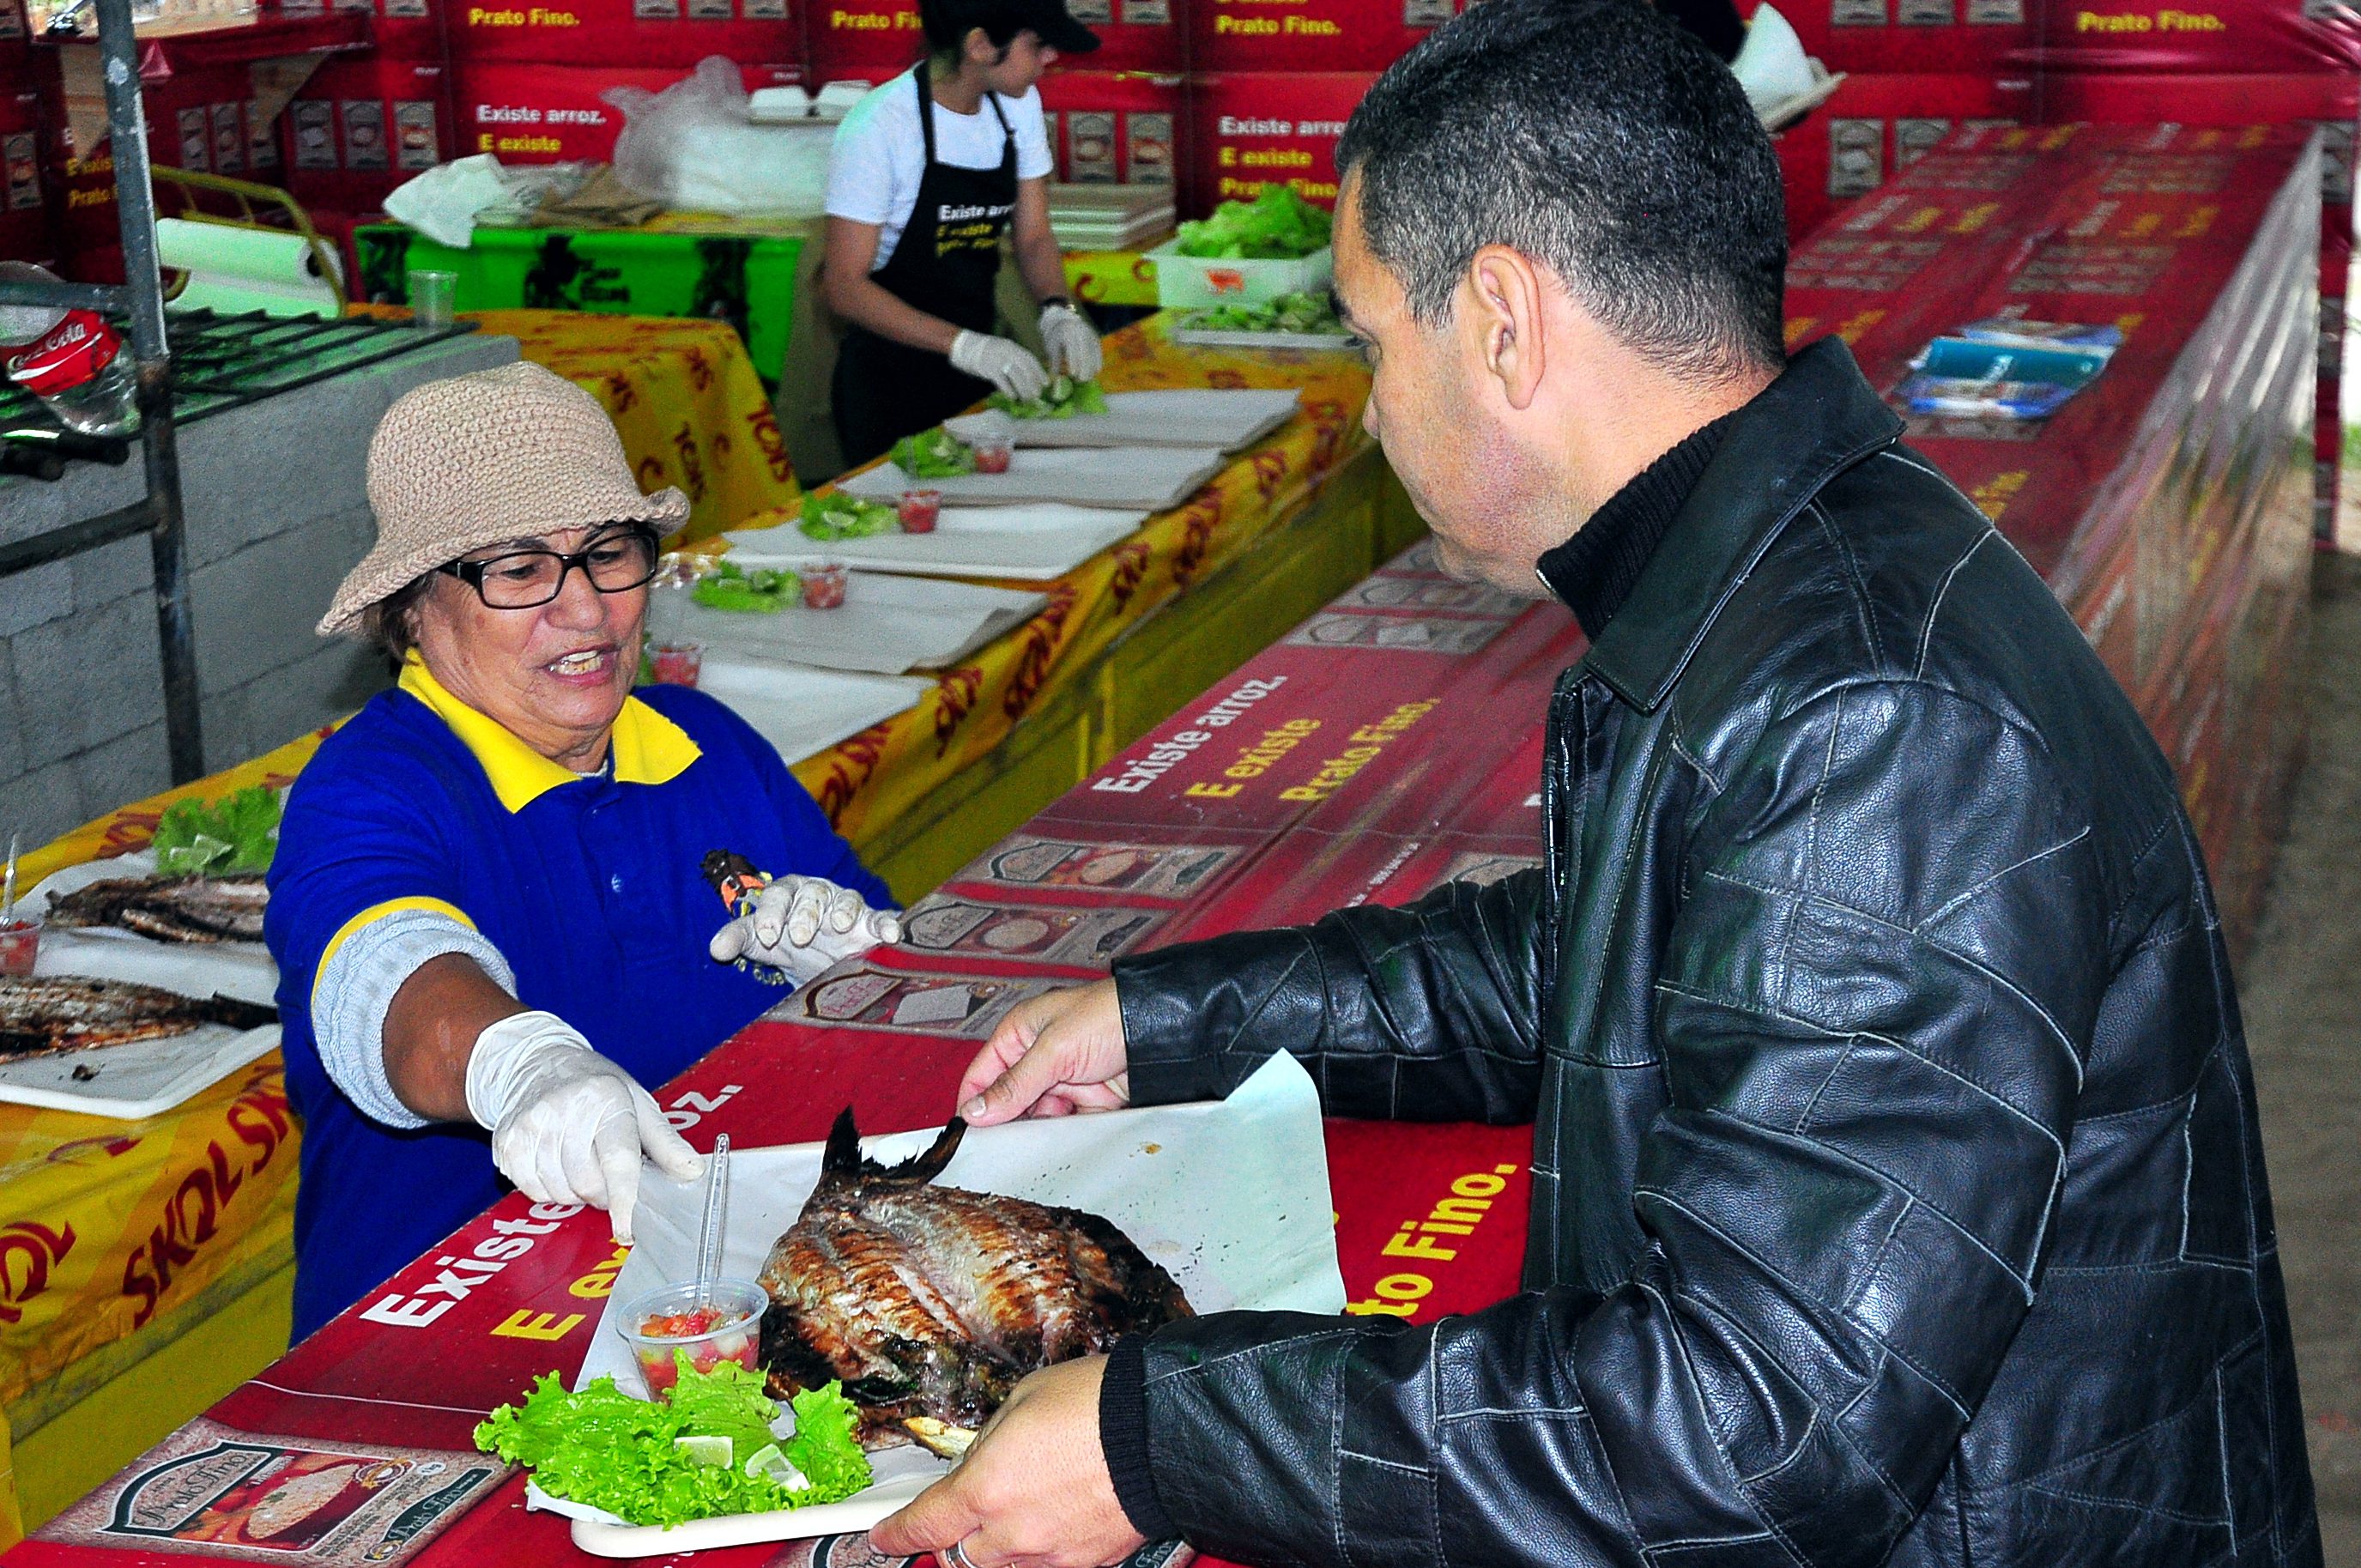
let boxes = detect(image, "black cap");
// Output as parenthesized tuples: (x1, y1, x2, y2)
(1012, 0, 1100, 53)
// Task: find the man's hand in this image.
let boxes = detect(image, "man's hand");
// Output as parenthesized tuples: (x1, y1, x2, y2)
(869, 1357, 1144, 1568)
(956, 979, 1129, 1124)
(710, 876, 902, 987)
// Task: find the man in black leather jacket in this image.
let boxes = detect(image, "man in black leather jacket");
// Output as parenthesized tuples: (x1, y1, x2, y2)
(869, 2, 2322, 1564)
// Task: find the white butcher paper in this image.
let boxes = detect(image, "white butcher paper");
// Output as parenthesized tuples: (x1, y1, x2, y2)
(544, 1050, 1343, 1555)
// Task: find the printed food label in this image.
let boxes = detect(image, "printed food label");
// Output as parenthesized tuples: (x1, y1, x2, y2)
(1403, 0, 1452, 22)
(245, 102, 280, 169)
(293, 101, 336, 169)
(744, 0, 789, 18)
(687, 0, 733, 20)
(394, 101, 440, 169)
(209, 102, 245, 174)
(177, 107, 210, 171)
(6, 310, 123, 397)
(1965, 0, 2024, 20)
(342, 100, 389, 170)
(1128, 110, 1173, 183)
(1829, 117, 1885, 196)
(1120, 0, 1170, 21)
(1898, 0, 1953, 23)
(1069, 110, 1118, 181)
(1831, 0, 1886, 22)
(5, 131, 41, 210)
(636, 0, 681, 15)
(1070, 0, 1113, 21)
(1896, 118, 1952, 166)
(0, 0, 25, 38)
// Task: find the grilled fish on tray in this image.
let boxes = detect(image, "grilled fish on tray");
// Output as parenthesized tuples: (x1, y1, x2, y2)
(45, 874, 268, 944)
(759, 1109, 1192, 1456)
(0, 976, 277, 1060)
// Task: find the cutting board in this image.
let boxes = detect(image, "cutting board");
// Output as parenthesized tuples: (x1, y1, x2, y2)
(951, 389, 1299, 452)
(721, 504, 1147, 583)
(838, 445, 1226, 512)
(682, 575, 1046, 676)
(0, 1023, 282, 1120)
(688, 660, 931, 760)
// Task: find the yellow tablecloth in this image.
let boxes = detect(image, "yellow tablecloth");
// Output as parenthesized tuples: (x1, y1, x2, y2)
(1064, 249, 1161, 308)
(353, 306, 800, 544)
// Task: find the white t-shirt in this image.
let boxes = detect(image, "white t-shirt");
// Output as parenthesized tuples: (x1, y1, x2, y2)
(825, 69, 1055, 270)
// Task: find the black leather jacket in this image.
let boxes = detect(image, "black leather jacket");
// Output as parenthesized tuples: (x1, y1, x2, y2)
(1107, 341, 2320, 1568)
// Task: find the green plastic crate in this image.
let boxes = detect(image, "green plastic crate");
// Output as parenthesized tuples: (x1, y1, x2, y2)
(354, 223, 804, 389)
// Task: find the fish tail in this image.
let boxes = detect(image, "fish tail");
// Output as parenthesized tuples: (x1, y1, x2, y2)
(822, 1107, 966, 1184)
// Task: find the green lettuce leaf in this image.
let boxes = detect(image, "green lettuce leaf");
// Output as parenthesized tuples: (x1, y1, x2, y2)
(890, 429, 977, 480)
(691, 560, 802, 612)
(153, 785, 281, 875)
(798, 491, 901, 542)
(989, 376, 1109, 421)
(1174, 185, 1334, 261)
(474, 1362, 873, 1530)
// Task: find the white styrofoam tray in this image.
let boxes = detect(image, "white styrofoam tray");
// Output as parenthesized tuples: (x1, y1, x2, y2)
(947, 389, 1299, 453)
(683, 575, 1047, 676)
(27, 851, 280, 1008)
(690, 659, 931, 761)
(838, 445, 1227, 512)
(721, 504, 1149, 584)
(536, 1052, 1342, 1556)
(0, 1023, 281, 1120)
(1171, 312, 1357, 352)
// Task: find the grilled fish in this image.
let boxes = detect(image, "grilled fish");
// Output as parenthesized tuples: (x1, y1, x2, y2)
(0, 976, 277, 1059)
(758, 1109, 1193, 1454)
(45, 875, 268, 944)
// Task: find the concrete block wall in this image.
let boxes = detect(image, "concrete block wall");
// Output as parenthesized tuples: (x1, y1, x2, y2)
(0, 330, 521, 848)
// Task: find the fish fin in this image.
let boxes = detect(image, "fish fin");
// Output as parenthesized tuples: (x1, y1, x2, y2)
(825, 1106, 966, 1184)
(883, 1118, 966, 1184)
(821, 1106, 864, 1178)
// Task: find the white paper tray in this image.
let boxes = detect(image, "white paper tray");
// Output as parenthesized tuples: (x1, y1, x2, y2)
(690, 659, 930, 761)
(722, 504, 1148, 584)
(0, 1023, 281, 1120)
(27, 851, 280, 1008)
(1171, 313, 1356, 352)
(948, 389, 1299, 453)
(683, 575, 1047, 675)
(548, 1053, 1341, 1556)
(839, 445, 1227, 512)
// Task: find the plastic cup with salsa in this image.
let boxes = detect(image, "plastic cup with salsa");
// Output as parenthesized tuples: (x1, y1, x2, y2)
(898, 489, 942, 533)
(971, 435, 1013, 475)
(647, 641, 704, 688)
(0, 912, 37, 978)
(802, 562, 848, 610)
(615, 1278, 768, 1396)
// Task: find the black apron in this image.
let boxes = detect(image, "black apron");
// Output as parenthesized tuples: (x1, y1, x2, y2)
(832, 64, 1020, 469)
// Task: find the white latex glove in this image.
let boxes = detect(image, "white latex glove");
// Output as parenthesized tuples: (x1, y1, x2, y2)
(949, 330, 1049, 402)
(1038, 302, 1103, 381)
(709, 875, 904, 987)
(464, 1011, 705, 1244)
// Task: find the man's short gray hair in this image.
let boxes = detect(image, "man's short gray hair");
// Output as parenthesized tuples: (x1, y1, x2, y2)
(1335, 0, 1789, 382)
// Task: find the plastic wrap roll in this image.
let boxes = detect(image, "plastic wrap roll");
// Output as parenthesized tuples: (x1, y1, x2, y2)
(156, 219, 344, 318)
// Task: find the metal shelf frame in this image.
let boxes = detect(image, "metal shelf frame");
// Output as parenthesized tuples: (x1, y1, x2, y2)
(0, 0, 203, 783)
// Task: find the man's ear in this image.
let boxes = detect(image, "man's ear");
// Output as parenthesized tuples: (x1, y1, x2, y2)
(1466, 245, 1545, 412)
(963, 25, 994, 62)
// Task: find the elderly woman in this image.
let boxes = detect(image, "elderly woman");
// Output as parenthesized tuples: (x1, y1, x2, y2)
(267, 362, 900, 1340)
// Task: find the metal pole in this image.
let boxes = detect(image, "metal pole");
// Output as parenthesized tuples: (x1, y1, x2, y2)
(93, 0, 203, 783)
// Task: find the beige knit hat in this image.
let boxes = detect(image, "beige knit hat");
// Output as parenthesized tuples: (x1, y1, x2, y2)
(318, 360, 691, 638)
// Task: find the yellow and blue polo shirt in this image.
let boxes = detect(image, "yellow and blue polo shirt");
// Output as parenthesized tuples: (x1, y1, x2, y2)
(265, 659, 890, 1338)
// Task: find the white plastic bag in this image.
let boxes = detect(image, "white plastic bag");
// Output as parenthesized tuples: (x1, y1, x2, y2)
(603, 58, 838, 217)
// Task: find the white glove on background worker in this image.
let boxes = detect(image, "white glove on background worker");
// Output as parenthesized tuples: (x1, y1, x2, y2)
(1038, 301, 1103, 381)
(949, 330, 1049, 402)
(709, 875, 904, 987)
(465, 1011, 704, 1244)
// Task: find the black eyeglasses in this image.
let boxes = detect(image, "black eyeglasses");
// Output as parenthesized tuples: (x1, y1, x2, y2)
(439, 526, 662, 609)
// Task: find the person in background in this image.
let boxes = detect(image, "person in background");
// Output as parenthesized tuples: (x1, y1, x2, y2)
(821, 0, 1105, 468)
(269, 362, 902, 1340)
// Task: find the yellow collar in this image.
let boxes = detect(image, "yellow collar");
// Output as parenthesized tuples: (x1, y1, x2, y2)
(398, 654, 701, 813)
